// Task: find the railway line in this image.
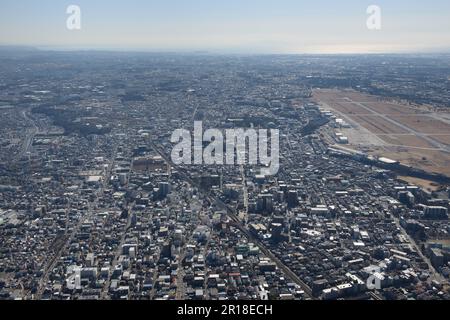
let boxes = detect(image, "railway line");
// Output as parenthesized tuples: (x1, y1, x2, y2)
(150, 142, 314, 299)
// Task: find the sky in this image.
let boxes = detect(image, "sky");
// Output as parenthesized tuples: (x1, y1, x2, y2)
(1, 0, 450, 54)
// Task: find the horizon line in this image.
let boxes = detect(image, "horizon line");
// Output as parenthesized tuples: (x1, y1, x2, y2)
(1, 45, 450, 56)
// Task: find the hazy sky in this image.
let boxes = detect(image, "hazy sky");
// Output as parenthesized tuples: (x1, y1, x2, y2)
(1, 0, 450, 53)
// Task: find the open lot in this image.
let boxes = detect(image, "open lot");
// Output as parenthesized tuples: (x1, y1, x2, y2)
(390, 115, 450, 135)
(430, 135, 450, 145)
(354, 115, 409, 134)
(313, 89, 450, 179)
(378, 134, 435, 149)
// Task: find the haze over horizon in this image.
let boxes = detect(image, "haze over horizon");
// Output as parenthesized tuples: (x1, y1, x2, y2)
(1, 0, 450, 54)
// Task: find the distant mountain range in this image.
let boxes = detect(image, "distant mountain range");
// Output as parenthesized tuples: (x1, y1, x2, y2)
(0, 45, 39, 52)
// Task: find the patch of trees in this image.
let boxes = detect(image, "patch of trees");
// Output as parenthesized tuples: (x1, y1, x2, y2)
(32, 105, 111, 136)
